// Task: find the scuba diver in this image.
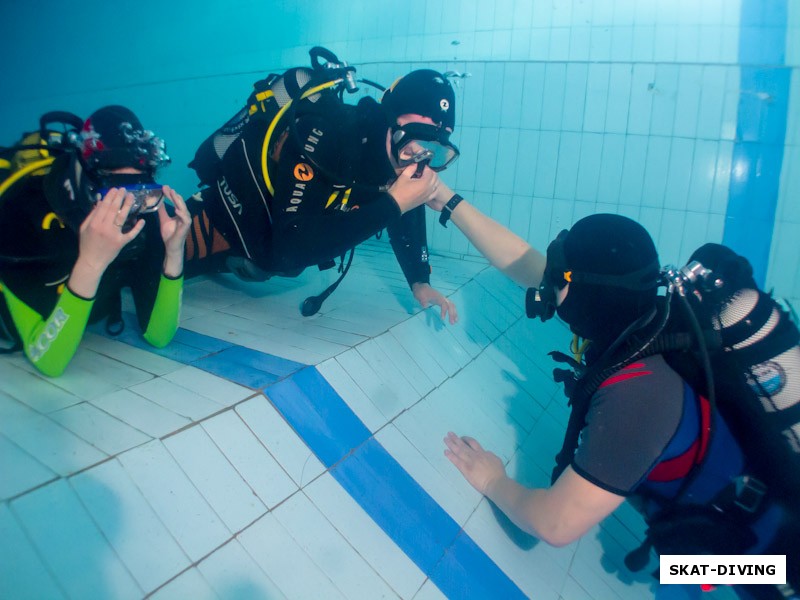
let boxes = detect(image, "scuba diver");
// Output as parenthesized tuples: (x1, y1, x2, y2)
(428, 185, 798, 599)
(0, 106, 191, 376)
(186, 47, 459, 320)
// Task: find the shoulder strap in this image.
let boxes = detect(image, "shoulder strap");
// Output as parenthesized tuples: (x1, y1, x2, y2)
(260, 78, 342, 196)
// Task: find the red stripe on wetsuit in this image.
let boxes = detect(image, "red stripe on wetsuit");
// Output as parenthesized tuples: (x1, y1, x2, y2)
(598, 362, 712, 482)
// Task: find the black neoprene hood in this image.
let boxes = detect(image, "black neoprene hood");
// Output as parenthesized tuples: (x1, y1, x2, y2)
(381, 70, 456, 130)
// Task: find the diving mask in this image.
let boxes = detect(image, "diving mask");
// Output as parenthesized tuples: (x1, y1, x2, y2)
(95, 182, 164, 233)
(526, 230, 571, 321)
(391, 122, 459, 172)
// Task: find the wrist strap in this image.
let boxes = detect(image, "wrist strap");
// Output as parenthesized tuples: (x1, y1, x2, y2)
(439, 194, 464, 228)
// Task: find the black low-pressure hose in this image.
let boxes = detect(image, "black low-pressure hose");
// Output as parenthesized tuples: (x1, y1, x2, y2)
(677, 291, 716, 412)
(300, 248, 355, 317)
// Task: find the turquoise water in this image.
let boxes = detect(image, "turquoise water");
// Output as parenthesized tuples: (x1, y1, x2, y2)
(0, 2, 796, 599)
(1, 0, 797, 301)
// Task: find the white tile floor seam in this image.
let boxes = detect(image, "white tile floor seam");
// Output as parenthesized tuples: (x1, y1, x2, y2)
(1, 240, 709, 599)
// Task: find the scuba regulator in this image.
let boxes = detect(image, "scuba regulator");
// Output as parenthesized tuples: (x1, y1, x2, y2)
(309, 46, 360, 95)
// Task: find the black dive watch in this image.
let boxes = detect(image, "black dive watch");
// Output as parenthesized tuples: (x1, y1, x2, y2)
(439, 193, 464, 228)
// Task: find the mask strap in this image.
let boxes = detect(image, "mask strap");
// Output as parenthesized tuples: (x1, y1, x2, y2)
(568, 259, 661, 291)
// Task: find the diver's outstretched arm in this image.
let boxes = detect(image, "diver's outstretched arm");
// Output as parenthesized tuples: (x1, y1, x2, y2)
(427, 183, 545, 289)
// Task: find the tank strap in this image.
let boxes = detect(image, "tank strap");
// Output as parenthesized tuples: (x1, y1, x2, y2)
(734, 313, 800, 367)
(768, 402, 800, 431)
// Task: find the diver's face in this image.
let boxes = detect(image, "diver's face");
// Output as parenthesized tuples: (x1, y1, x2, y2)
(387, 114, 442, 175)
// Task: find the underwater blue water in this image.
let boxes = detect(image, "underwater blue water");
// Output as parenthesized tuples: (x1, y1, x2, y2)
(0, 2, 796, 599)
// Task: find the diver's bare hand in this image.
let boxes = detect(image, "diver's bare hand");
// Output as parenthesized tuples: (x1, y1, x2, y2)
(444, 432, 506, 496)
(77, 188, 145, 273)
(388, 164, 440, 214)
(412, 282, 458, 325)
(158, 185, 191, 278)
(158, 186, 191, 253)
(70, 188, 145, 298)
(425, 181, 457, 212)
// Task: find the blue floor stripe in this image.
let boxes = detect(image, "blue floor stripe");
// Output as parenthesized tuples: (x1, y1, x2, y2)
(91, 315, 233, 362)
(106, 324, 525, 596)
(331, 438, 462, 574)
(267, 368, 371, 467)
(724, 0, 789, 287)
(193, 345, 306, 389)
(283, 370, 527, 598)
(431, 530, 528, 599)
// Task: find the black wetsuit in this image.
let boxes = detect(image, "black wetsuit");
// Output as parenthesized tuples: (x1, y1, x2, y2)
(194, 96, 430, 287)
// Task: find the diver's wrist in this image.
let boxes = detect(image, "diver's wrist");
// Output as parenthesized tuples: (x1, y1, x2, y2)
(162, 252, 184, 278)
(439, 194, 464, 228)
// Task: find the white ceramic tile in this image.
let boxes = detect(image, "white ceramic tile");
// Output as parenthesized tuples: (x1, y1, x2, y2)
(469, 280, 520, 334)
(10, 479, 142, 599)
(181, 312, 332, 365)
(81, 332, 184, 376)
(129, 378, 226, 421)
(475, 268, 526, 313)
(488, 335, 560, 411)
(70, 459, 190, 594)
(117, 440, 230, 561)
(356, 337, 424, 402)
(274, 491, 397, 599)
(149, 568, 219, 600)
(434, 306, 492, 363)
(412, 579, 447, 600)
(235, 396, 325, 487)
(237, 513, 347, 600)
(0, 361, 84, 413)
(0, 503, 65, 599)
(163, 425, 267, 533)
(90, 388, 191, 438)
(372, 332, 436, 397)
(375, 424, 478, 526)
(0, 394, 107, 476)
(414, 377, 520, 464)
(415, 312, 474, 371)
(0, 433, 56, 500)
(520, 409, 570, 476)
(162, 366, 254, 407)
(67, 349, 155, 389)
(559, 576, 595, 600)
(215, 303, 353, 358)
(201, 410, 298, 509)
(315, 308, 402, 340)
(570, 526, 655, 600)
(49, 402, 151, 456)
(316, 358, 388, 433)
(445, 352, 539, 438)
(196, 539, 286, 599)
(566, 545, 631, 600)
(463, 499, 568, 600)
(386, 322, 450, 387)
(43, 354, 126, 401)
(290, 318, 368, 347)
(306, 473, 427, 599)
(334, 347, 409, 422)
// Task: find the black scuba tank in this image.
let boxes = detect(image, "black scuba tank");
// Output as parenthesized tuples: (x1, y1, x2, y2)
(666, 243, 800, 506)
